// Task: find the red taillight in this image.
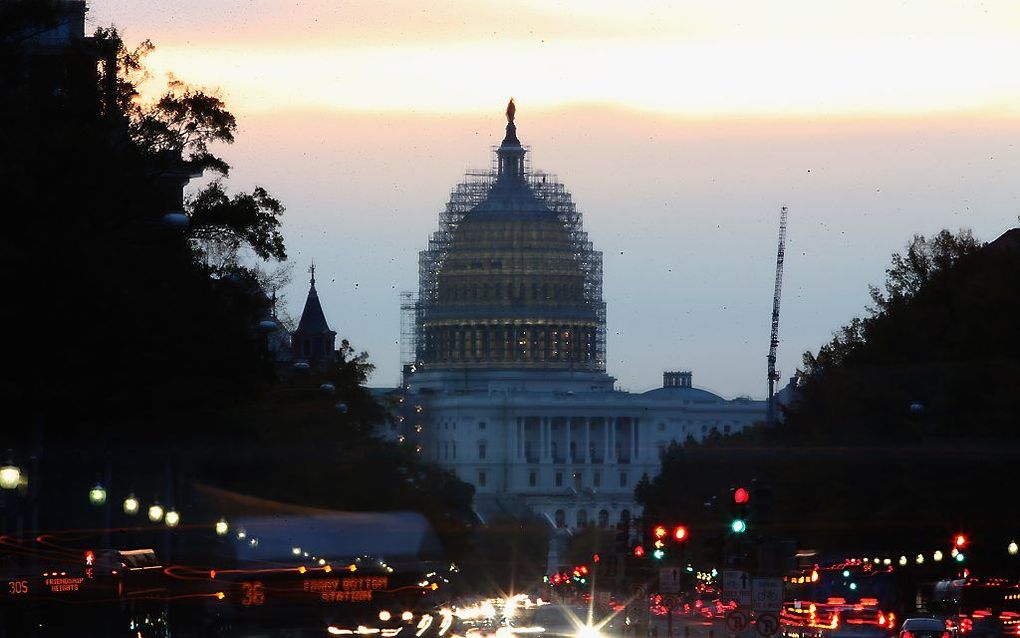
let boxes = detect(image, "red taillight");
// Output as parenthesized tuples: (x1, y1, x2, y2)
(942, 633, 951, 638)
(902, 631, 914, 638)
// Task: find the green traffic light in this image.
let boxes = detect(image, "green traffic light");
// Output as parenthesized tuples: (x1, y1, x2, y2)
(731, 519, 747, 533)
(653, 549, 665, 560)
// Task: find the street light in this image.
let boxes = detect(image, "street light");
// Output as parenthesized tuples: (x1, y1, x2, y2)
(0, 464, 21, 490)
(898, 556, 908, 566)
(88, 483, 107, 506)
(934, 550, 943, 562)
(1009, 541, 1018, 556)
(215, 518, 229, 536)
(165, 509, 180, 527)
(123, 494, 139, 515)
(148, 502, 165, 523)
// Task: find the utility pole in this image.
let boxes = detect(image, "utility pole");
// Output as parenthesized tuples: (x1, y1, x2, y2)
(766, 207, 788, 427)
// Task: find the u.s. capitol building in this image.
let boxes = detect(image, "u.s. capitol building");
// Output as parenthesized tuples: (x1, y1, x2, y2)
(387, 101, 766, 529)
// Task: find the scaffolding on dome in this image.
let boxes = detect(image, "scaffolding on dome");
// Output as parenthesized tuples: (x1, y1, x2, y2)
(413, 148, 606, 371)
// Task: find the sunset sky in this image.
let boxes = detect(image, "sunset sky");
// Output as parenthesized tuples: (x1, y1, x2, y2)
(89, 1, 1020, 396)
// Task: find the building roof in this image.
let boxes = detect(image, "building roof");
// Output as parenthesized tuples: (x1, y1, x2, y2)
(640, 385, 726, 403)
(295, 264, 333, 334)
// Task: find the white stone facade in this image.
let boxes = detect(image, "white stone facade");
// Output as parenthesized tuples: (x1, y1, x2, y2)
(387, 369, 765, 529)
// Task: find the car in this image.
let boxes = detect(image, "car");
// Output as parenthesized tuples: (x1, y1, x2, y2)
(899, 618, 949, 638)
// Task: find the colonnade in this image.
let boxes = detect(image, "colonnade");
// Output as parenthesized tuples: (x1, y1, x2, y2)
(511, 416, 639, 465)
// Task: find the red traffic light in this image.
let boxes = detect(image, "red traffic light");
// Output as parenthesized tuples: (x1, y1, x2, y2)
(634, 545, 646, 558)
(734, 487, 750, 505)
(653, 525, 668, 539)
(592, 553, 600, 563)
(954, 534, 968, 548)
(673, 525, 688, 542)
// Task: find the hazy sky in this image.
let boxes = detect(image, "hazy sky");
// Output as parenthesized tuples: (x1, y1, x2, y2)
(88, 1, 1020, 397)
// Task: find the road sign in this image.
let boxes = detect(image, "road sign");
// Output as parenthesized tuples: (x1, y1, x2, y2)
(755, 613, 780, 637)
(725, 609, 750, 633)
(659, 567, 681, 594)
(722, 570, 752, 606)
(751, 578, 784, 612)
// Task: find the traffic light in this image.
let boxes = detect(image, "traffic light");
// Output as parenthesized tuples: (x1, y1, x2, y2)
(954, 534, 968, 548)
(733, 487, 750, 505)
(731, 519, 747, 534)
(673, 525, 688, 542)
(633, 545, 646, 558)
(653, 525, 668, 540)
(653, 549, 665, 560)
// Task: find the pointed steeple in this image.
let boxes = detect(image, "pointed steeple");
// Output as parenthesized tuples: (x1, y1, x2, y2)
(293, 262, 336, 364)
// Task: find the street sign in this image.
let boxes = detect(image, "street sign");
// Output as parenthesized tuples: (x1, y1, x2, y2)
(725, 609, 750, 633)
(755, 613, 780, 637)
(659, 567, 681, 594)
(722, 570, 752, 606)
(751, 578, 784, 612)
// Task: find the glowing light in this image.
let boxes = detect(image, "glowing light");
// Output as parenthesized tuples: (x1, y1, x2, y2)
(380, 611, 392, 622)
(123, 494, 139, 515)
(731, 519, 747, 534)
(318, 558, 327, 566)
(236, 527, 247, 540)
(842, 570, 850, 578)
(1009, 541, 1018, 555)
(916, 554, 924, 564)
(349, 564, 358, 572)
(165, 509, 180, 527)
(673, 526, 688, 542)
(883, 558, 891, 565)
(633, 545, 645, 557)
(576, 625, 602, 638)
(89, 483, 107, 506)
(811, 570, 819, 582)
(849, 583, 857, 590)
(955, 552, 965, 563)
(292, 547, 302, 556)
(734, 487, 750, 504)
(324, 564, 333, 573)
(653, 548, 665, 560)
(148, 503, 164, 523)
(215, 591, 225, 600)
(955, 534, 968, 548)
(215, 518, 229, 536)
(299, 566, 307, 574)
(899, 556, 908, 566)
(934, 550, 943, 562)
(951, 547, 959, 558)
(654, 525, 668, 539)
(402, 612, 414, 622)
(0, 465, 20, 490)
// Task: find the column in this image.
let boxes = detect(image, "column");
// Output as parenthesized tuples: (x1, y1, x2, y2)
(542, 417, 551, 461)
(517, 417, 524, 460)
(602, 418, 609, 465)
(633, 418, 639, 460)
(629, 419, 636, 463)
(584, 417, 592, 464)
(566, 418, 572, 464)
(608, 417, 617, 465)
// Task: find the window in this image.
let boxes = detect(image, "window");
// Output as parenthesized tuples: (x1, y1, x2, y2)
(576, 509, 588, 527)
(555, 472, 563, 487)
(724, 424, 731, 434)
(555, 509, 566, 528)
(593, 471, 601, 487)
(478, 471, 487, 487)
(619, 472, 628, 487)
(478, 421, 486, 430)
(573, 472, 582, 491)
(598, 509, 610, 528)
(478, 443, 487, 459)
(658, 422, 666, 432)
(452, 442, 456, 459)
(529, 471, 537, 486)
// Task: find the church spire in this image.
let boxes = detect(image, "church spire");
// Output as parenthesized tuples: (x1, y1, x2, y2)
(292, 261, 336, 365)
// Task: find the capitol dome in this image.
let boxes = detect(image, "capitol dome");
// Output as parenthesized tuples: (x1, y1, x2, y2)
(414, 100, 605, 372)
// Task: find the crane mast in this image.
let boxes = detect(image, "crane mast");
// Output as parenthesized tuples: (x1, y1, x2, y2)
(767, 206, 788, 427)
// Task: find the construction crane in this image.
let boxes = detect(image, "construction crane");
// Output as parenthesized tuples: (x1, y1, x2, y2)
(767, 206, 788, 427)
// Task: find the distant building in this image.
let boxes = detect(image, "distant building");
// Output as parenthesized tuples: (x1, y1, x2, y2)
(385, 101, 767, 529)
(290, 264, 337, 368)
